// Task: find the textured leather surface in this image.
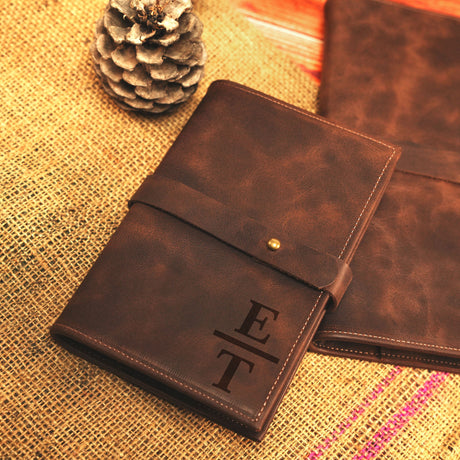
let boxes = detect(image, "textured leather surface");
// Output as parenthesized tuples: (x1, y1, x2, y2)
(319, 0, 460, 176)
(51, 80, 399, 440)
(312, 0, 460, 373)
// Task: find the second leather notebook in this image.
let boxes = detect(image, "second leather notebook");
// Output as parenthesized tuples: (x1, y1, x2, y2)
(312, 0, 460, 374)
(51, 80, 399, 440)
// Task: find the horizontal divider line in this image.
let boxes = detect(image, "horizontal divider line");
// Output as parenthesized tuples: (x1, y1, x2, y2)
(213, 330, 280, 364)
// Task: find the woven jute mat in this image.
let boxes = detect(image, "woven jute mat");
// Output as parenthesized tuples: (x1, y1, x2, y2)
(1, 0, 459, 458)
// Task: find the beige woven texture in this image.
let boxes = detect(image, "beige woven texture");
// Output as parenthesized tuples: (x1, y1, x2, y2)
(1, 0, 459, 458)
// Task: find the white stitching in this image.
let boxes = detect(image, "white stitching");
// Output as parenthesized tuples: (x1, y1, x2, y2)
(320, 330, 460, 353)
(254, 293, 323, 419)
(338, 149, 396, 257)
(380, 351, 460, 367)
(56, 293, 323, 423)
(56, 324, 252, 422)
(315, 343, 372, 356)
(216, 81, 397, 151)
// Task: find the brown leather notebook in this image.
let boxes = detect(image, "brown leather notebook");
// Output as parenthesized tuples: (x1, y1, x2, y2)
(311, 0, 460, 373)
(51, 80, 399, 440)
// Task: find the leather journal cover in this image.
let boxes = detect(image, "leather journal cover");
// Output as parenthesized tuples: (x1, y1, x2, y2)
(311, 0, 460, 373)
(51, 80, 399, 440)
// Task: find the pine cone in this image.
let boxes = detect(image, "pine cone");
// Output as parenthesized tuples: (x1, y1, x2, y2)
(90, 0, 206, 113)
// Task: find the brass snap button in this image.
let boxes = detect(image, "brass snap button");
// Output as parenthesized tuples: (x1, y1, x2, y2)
(267, 238, 281, 251)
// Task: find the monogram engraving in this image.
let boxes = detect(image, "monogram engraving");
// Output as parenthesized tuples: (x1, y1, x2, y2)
(212, 300, 280, 393)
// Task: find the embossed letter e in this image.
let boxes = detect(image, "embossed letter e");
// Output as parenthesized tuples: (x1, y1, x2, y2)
(212, 300, 280, 393)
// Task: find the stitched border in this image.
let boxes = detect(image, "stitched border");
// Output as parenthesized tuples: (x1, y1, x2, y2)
(58, 82, 398, 424)
(316, 342, 459, 367)
(380, 351, 460, 367)
(254, 293, 323, 419)
(314, 343, 373, 356)
(338, 154, 395, 258)
(55, 323, 251, 422)
(55, 293, 322, 424)
(216, 81, 397, 152)
(319, 330, 460, 353)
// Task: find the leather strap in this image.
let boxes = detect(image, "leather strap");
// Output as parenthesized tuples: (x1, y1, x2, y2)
(395, 142, 460, 184)
(129, 174, 352, 308)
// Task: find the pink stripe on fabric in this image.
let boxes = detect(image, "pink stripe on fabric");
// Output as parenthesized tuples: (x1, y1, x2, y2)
(305, 367, 402, 460)
(353, 372, 449, 459)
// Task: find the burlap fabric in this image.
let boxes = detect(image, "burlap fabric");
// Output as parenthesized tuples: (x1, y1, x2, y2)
(1, 0, 459, 458)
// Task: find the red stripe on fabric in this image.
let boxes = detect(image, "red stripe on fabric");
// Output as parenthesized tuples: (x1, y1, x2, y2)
(305, 367, 402, 459)
(352, 372, 449, 459)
